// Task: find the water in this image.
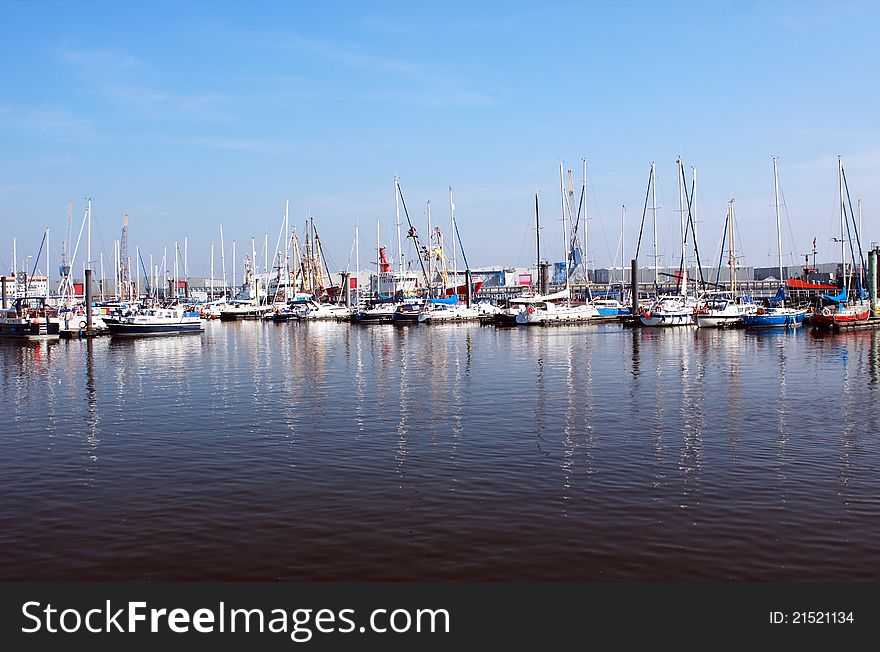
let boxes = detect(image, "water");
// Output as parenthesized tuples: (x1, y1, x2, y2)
(1, 321, 879, 580)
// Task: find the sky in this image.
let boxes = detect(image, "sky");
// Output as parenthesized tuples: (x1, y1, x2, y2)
(2, 0, 879, 281)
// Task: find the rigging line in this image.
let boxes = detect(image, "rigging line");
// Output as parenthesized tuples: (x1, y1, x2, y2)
(681, 165, 706, 291)
(588, 179, 614, 269)
(633, 163, 653, 260)
(841, 166, 867, 284)
(395, 182, 430, 287)
(776, 171, 798, 267)
(715, 207, 729, 287)
(25, 229, 47, 295)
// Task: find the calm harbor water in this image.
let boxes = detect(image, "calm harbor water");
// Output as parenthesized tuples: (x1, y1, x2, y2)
(1, 321, 879, 580)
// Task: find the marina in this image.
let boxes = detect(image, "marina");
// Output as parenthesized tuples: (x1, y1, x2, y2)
(2, 319, 880, 580)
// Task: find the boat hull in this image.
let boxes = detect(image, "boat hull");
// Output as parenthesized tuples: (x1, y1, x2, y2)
(742, 310, 806, 328)
(107, 323, 204, 336)
(695, 314, 743, 328)
(639, 312, 694, 327)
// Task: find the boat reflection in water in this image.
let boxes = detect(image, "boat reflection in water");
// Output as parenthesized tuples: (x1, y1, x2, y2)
(1, 322, 879, 581)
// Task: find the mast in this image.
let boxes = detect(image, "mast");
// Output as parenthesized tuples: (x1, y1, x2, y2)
(162, 245, 167, 301)
(691, 167, 699, 291)
(135, 246, 140, 299)
(219, 225, 227, 297)
(12, 237, 16, 277)
(376, 218, 380, 296)
(86, 198, 92, 273)
(773, 157, 785, 305)
(838, 156, 846, 294)
(559, 162, 568, 291)
(394, 176, 403, 275)
(728, 200, 736, 294)
(100, 252, 105, 300)
(251, 237, 257, 303)
(534, 193, 541, 291)
(583, 159, 589, 287)
(232, 241, 236, 296)
(449, 187, 457, 287)
(677, 158, 687, 298)
(284, 200, 290, 300)
(620, 205, 626, 291)
(651, 162, 658, 290)
(355, 223, 359, 305)
(210, 243, 214, 301)
(426, 200, 433, 296)
(173, 240, 179, 300)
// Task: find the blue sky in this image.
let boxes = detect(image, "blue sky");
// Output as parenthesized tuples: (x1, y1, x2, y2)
(2, 0, 879, 280)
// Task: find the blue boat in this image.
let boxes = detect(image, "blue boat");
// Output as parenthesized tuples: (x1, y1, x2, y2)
(741, 288, 807, 328)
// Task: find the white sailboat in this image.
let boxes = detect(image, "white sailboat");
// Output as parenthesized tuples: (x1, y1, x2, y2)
(695, 199, 757, 328)
(640, 158, 697, 327)
(517, 163, 599, 325)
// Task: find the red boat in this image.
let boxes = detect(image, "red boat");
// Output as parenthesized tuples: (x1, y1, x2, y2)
(812, 300, 872, 327)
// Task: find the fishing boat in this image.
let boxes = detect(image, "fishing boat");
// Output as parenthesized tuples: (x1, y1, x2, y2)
(742, 159, 808, 329)
(105, 306, 203, 336)
(0, 298, 60, 340)
(811, 158, 872, 329)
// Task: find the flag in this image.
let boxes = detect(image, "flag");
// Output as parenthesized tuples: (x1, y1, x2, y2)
(812, 236, 816, 248)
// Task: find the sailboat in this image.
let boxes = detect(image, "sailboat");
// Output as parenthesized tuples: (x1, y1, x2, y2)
(640, 158, 697, 326)
(742, 158, 808, 328)
(695, 199, 757, 328)
(517, 163, 599, 325)
(811, 157, 871, 328)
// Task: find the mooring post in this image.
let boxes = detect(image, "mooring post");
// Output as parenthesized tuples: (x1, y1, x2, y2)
(870, 248, 878, 318)
(85, 268, 93, 332)
(465, 269, 473, 308)
(341, 272, 351, 307)
(631, 259, 639, 316)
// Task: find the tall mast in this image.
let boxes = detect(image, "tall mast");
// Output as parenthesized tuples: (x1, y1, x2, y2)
(100, 252, 104, 300)
(376, 218, 380, 294)
(677, 158, 687, 298)
(394, 176, 403, 275)
(355, 222, 359, 305)
(162, 245, 167, 300)
(691, 166, 698, 290)
(12, 237, 16, 276)
(251, 237, 257, 302)
(559, 162, 568, 290)
(838, 156, 846, 293)
(86, 198, 92, 272)
(173, 240, 179, 300)
(426, 200, 433, 296)
(449, 187, 457, 285)
(135, 245, 139, 299)
(583, 160, 589, 287)
(651, 162, 658, 290)
(728, 200, 736, 294)
(773, 157, 785, 305)
(210, 243, 214, 301)
(285, 200, 290, 299)
(620, 205, 626, 289)
(534, 193, 540, 291)
(232, 240, 236, 295)
(219, 225, 226, 297)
